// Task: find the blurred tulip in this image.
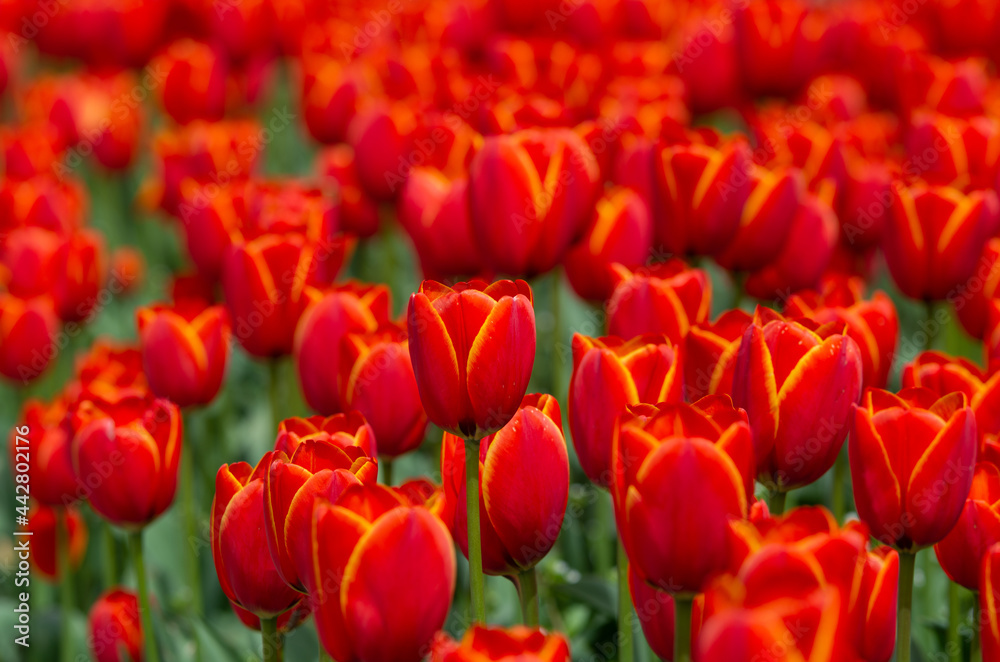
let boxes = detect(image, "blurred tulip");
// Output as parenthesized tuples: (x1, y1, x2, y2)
(885, 184, 1000, 301)
(347, 102, 418, 200)
(88, 588, 143, 662)
(982, 543, 1000, 661)
(212, 455, 302, 617)
(989, 301, 1000, 374)
(339, 325, 428, 458)
(563, 186, 653, 301)
(732, 310, 864, 488)
(311, 486, 455, 662)
(67, 341, 147, 404)
(734, 0, 824, 97)
(316, 145, 380, 237)
(441, 394, 568, 575)
(264, 414, 378, 591)
(431, 625, 570, 662)
(72, 392, 182, 528)
(850, 388, 976, 550)
(407, 279, 535, 439)
(468, 128, 601, 276)
(294, 283, 391, 415)
(398, 169, 484, 281)
(137, 302, 231, 407)
(11, 398, 78, 505)
(27, 504, 87, 579)
(606, 261, 711, 343)
(0, 293, 59, 383)
(301, 58, 371, 145)
(934, 462, 1000, 590)
(613, 400, 752, 593)
(568, 333, 683, 487)
(683, 310, 753, 402)
(109, 247, 145, 296)
(785, 276, 899, 389)
(955, 238, 1000, 340)
(154, 39, 228, 125)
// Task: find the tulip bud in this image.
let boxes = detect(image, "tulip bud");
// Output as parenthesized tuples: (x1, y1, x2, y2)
(850, 388, 977, 551)
(88, 588, 143, 662)
(137, 302, 231, 407)
(407, 279, 535, 439)
(72, 391, 182, 528)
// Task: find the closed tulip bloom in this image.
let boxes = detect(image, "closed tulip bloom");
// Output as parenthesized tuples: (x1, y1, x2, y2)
(2, 227, 60, 298)
(468, 128, 601, 276)
(11, 397, 78, 505)
(316, 145, 379, 237)
(850, 388, 977, 551)
(441, 394, 568, 575)
(956, 238, 1000, 339)
(222, 234, 323, 358)
(982, 544, 1000, 661)
(606, 261, 711, 343)
(684, 310, 753, 401)
(568, 333, 683, 486)
(264, 414, 378, 592)
(27, 504, 87, 580)
(934, 462, 1000, 589)
(614, 400, 752, 593)
(652, 139, 752, 258)
(902, 351, 1000, 443)
(339, 325, 428, 458)
(563, 186, 653, 302)
(628, 567, 704, 661)
(212, 455, 302, 617)
(732, 309, 863, 490)
(885, 184, 1000, 301)
(88, 588, 143, 662)
(294, 283, 391, 415)
(153, 39, 228, 125)
(347, 102, 418, 200)
(137, 302, 231, 408)
(785, 276, 900, 390)
(311, 486, 456, 662)
(431, 626, 570, 662)
(407, 279, 535, 439)
(72, 391, 182, 528)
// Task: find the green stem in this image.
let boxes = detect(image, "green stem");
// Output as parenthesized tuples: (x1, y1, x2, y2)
(319, 651, 333, 662)
(832, 447, 848, 523)
(179, 418, 203, 616)
(465, 437, 486, 622)
(898, 551, 916, 662)
(518, 568, 540, 627)
(924, 300, 937, 353)
(617, 539, 634, 662)
(770, 490, 787, 516)
(269, 359, 283, 433)
(382, 458, 394, 487)
(948, 582, 961, 662)
(260, 616, 283, 662)
(674, 594, 694, 662)
(129, 531, 160, 662)
(57, 509, 75, 662)
(102, 522, 118, 587)
(973, 593, 982, 662)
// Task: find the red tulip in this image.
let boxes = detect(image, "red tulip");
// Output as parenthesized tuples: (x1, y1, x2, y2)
(606, 261, 711, 343)
(651, 138, 752, 258)
(628, 567, 703, 661)
(431, 625, 571, 662)
(850, 388, 977, 550)
(568, 333, 683, 486)
(467, 128, 601, 276)
(902, 351, 1000, 444)
(0, 175, 86, 237)
(229, 599, 310, 634)
(264, 414, 378, 592)
(347, 102, 418, 200)
(988, 301, 1000, 375)
(72, 391, 182, 528)
(311, 485, 455, 662)
(613, 400, 752, 593)
(732, 309, 863, 489)
(955, 238, 1000, 339)
(934, 462, 1000, 589)
(11, 398, 78, 505)
(316, 145, 380, 237)
(683, 310, 753, 402)
(2, 227, 61, 298)
(982, 543, 1000, 661)
(301, 57, 371, 145)
(88, 588, 143, 662)
(153, 39, 228, 125)
(785, 276, 900, 390)
(26, 505, 87, 580)
(885, 184, 1000, 301)
(294, 283, 391, 415)
(733, 0, 824, 97)
(441, 394, 568, 575)
(407, 279, 535, 439)
(137, 302, 231, 408)
(339, 325, 429, 458)
(66, 341, 147, 404)
(212, 455, 302, 617)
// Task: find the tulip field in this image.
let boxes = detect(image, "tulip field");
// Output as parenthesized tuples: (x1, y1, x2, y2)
(4, 0, 1000, 661)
